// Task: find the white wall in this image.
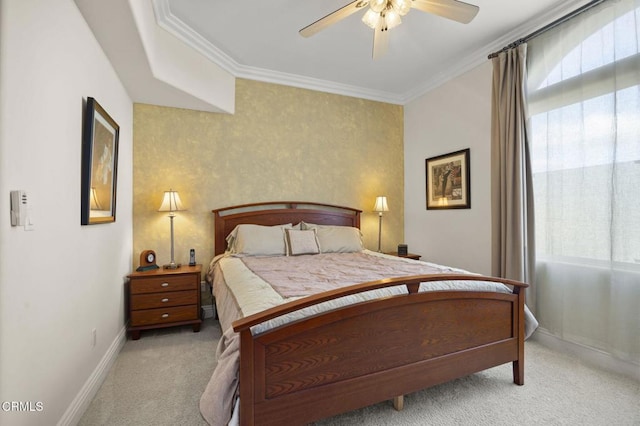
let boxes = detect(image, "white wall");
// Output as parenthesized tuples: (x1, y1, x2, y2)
(404, 61, 493, 275)
(0, 1, 132, 425)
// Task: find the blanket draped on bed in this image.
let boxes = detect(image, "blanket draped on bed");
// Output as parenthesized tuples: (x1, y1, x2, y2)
(200, 327, 239, 426)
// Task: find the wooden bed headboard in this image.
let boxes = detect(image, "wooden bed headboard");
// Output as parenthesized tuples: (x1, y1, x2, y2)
(212, 201, 362, 255)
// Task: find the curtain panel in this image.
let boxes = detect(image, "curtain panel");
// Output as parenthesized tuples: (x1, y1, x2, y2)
(491, 44, 537, 312)
(527, 0, 640, 365)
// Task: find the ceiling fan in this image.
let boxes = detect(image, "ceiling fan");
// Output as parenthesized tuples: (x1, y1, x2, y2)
(299, 0, 479, 59)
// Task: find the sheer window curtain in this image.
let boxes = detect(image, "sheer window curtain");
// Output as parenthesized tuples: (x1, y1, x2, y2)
(527, 0, 640, 365)
(491, 44, 537, 314)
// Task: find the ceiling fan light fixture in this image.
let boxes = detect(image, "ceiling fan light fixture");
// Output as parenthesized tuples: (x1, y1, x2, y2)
(299, 0, 480, 59)
(384, 9, 402, 30)
(369, 0, 387, 13)
(390, 0, 411, 16)
(362, 9, 381, 29)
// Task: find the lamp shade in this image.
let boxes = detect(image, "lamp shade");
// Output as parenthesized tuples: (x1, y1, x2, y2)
(362, 9, 381, 29)
(391, 0, 411, 16)
(370, 0, 387, 13)
(384, 10, 401, 30)
(158, 190, 186, 212)
(373, 196, 389, 213)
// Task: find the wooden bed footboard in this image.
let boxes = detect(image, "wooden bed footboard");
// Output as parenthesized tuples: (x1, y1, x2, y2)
(233, 274, 528, 426)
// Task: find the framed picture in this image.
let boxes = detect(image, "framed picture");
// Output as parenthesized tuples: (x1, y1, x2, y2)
(81, 97, 120, 225)
(425, 148, 470, 210)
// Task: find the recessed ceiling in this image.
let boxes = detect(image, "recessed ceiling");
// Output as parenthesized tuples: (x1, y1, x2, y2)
(157, 0, 589, 103)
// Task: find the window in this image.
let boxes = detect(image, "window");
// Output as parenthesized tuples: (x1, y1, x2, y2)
(526, 0, 639, 363)
(528, 3, 640, 267)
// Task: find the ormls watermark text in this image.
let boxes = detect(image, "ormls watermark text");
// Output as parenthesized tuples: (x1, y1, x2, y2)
(2, 401, 44, 412)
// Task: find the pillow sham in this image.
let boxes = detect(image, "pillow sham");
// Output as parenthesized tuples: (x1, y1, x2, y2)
(226, 223, 292, 256)
(301, 223, 363, 253)
(285, 229, 320, 256)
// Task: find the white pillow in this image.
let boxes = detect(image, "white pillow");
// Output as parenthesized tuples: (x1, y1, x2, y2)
(227, 224, 292, 256)
(285, 229, 320, 256)
(302, 223, 363, 253)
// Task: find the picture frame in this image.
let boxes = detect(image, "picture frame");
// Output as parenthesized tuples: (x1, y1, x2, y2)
(81, 97, 120, 225)
(425, 148, 470, 210)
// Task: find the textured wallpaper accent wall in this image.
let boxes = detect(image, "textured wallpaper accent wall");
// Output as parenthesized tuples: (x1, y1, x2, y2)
(133, 79, 403, 270)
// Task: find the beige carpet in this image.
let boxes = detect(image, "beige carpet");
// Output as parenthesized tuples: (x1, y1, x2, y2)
(80, 318, 639, 425)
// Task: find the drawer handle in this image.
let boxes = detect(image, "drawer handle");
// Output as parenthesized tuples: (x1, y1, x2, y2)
(161, 282, 169, 287)
(161, 313, 169, 319)
(161, 298, 169, 303)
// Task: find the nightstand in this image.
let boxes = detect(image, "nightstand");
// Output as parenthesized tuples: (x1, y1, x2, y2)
(127, 264, 202, 340)
(385, 251, 422, 260)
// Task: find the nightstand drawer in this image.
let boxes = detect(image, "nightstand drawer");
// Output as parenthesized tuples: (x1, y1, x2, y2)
(131, 290, 197, 310)
(130, 305, 198, 327)
(130, 275, 197, 294)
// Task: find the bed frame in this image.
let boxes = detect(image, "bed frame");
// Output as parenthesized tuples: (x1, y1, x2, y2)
(212, 202, 527, 426)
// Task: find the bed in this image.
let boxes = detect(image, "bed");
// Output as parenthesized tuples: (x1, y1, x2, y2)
(200, 201, 536, 426)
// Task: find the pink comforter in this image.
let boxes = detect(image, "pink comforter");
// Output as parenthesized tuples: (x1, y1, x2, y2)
(241, 252, 458, 298)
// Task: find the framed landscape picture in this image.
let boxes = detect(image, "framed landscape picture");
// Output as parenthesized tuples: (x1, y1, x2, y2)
(81, 97, 120, 225)
(425, 148, 470, 210)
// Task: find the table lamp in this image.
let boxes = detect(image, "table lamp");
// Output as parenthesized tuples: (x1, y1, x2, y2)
(158, 189, 186, 269)
(373, 196, 389, 252)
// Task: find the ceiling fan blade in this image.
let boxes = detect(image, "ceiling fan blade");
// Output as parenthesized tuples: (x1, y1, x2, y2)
(300, 1, 369, 38)
(411, 0, 479, 24)
(372, 24, 389, 59)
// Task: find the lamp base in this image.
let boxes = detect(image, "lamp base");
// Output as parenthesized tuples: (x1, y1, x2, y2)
(163, 263, 181, 270)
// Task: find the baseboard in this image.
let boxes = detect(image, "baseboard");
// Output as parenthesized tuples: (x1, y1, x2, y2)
(532, 328, 640, 381)
(57, 325, 127, 426)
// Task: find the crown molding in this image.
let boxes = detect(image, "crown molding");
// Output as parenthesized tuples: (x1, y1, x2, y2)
(152, 0, 239, 76)
(153, 0, 592, 106)
(152, 0, 404, 104)
(482, 0, 593, 59)
(237, 64, 406, 104)
(400, 47, 489, 104)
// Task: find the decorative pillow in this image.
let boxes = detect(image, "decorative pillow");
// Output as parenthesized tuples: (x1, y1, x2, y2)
(299, 221, 314, 231)
(302, 223, 363, 253)
(285, 229, 320, 256)
(226, 224, 292, 256)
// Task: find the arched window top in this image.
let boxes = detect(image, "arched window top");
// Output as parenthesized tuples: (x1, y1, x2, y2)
(528, 2, 640, 96)
(538, 7, 639, 90)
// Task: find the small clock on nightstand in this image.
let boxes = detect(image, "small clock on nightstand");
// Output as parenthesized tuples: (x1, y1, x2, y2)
(137, 250, 159, 271)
